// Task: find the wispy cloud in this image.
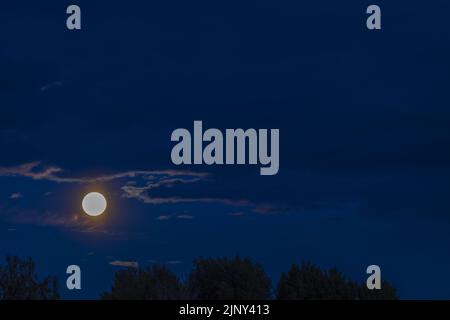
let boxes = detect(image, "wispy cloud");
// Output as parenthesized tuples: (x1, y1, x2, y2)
(121, 183, 280, 214)
(0, 161, 208, 184)
(0, 162, 63, 181)
(121, 180, 253, 207)
(177, 214, 194, 219)
(9, 192, 23, 199)
(0, 161, 289, 228)
(109, 261, 139, 268)
(5, 208, 92, 229)
(0, 162, 280, 213)
(156, 214, 194, 221)
(119, 173, 265, 210)
(252, 206, 291, 215)
(40, 81, 63, 92)
(157, 215, 171, 221)
(0, 206, 146, 238)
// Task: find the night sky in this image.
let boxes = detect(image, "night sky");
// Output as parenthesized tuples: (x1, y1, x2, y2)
(1, 1, 450, 299)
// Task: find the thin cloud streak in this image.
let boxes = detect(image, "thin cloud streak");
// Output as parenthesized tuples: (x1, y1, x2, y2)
(0, 161, 209, 184)
(40, 81, 63, 92)
(122, 183, 288, 214)
(9, 192, 23, 199)
(109, 261, 139, 268)
(0, 162, 290, 221)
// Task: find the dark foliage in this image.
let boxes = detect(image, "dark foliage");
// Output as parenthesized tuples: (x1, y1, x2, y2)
(0, 256, 59, 300)
(358, 280, 398, 300)
(101, 264, 186, 300)
(187, 256, 272, 300)
(277, 262, 397, 300)
(1, 255, 398, 300)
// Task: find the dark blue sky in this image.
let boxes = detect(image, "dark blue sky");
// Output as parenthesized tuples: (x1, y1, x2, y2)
(1, 1, 450, 299)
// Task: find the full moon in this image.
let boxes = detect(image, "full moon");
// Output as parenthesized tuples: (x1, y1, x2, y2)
(82, 192, 107, 217)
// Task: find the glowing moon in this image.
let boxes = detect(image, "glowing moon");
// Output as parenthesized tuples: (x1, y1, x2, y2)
(82, 192, 107, 216)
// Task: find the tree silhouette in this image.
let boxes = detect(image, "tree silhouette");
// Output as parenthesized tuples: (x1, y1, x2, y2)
(101, 258, 398, 300)
(358, 280, 398, 300)
(188, 256, 271, 300)
(0, 256, 59, 300)
(101, 264, 186, 300)
(277, 262, 397, 300)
